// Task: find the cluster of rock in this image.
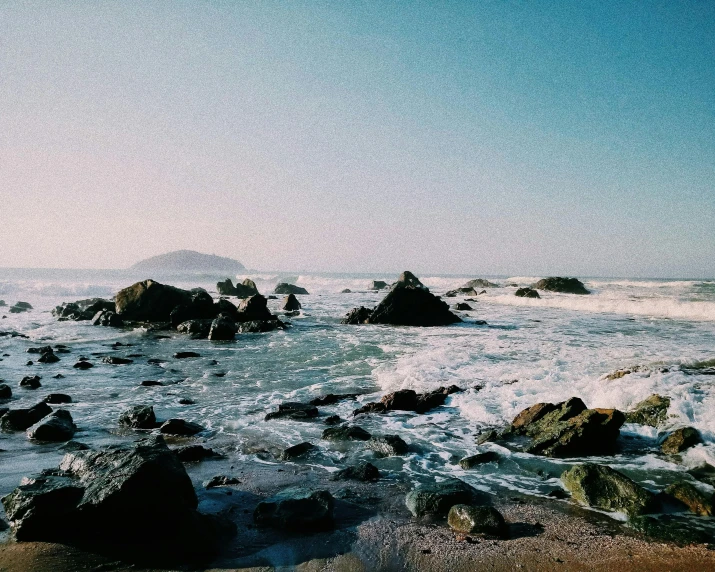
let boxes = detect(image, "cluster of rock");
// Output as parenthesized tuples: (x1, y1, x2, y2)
(7, 301, 33, 314)
(1, 400, 76, 442)
(353, 386, 462, 416)
(216, 278, 259, 297)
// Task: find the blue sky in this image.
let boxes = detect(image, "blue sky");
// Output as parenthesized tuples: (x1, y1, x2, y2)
(1, 1, 713, 277)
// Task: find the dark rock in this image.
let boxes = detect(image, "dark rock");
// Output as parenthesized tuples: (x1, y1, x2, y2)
(147, 358, 167, 364)
(629, 514, 714, 545)
(37, 351, 60, 364)
(174, 352, 200, 359)
(459, 451, 499, 469)
(254, 488, 333, 531)
(115, 280, 193, 322)
(208, 315, 237, 341)
(274, 283, 309, 295)
(101, 356, 133, 365)
(0, 300, 5, 306)
(561, 463, 655, 516)
(341, 306, 373, 324)
(515, 288, 540, 298)
(10, 302, 32, 313)
(476, 430, 501, 445)
(159, 419, 204, 436)
(282, 294, 301, 311)
(0, 384, 11, 399)
(664, 481, 713, 516)
(73, 361, 93, 370)
(366, 285, 461, 327)
(352, 402, 387, 416)
(27, 410, 76, 442)
(20, 376, 41, 389)
(332, 462, 380, 482)
(625, 394, 670, 427)
(392, 271, 428, 291)
(205, 475, 240, 488)
(447, 505, 508, 538)
(265, 402, 319, 421)
(367, 434, 408, 456)
(236, 319, 285, 333)
(178, 398, 196, 405)
(309, 393, 359, 406)
(26, 346, 54, 354)
(177, 319, 212, 339)
(175, 445, 222, 463)
(1, 402, 52, 431)
(60, 441, 90, 452)
(341, 289, 352, 293)
(278, 442, 315, 460)
(141, 380, 163, 387)
(91, 310, 124, 327)
(236, 294, 273, 322)
(216, 278, 258, 298)
(462, 279, 499, 289)
(454, 303, 473, 311)
(43, 394, 72, 404)
(382, 386, 462, 414)
(322, 425, 372, 441)
(369, 280, 388, 290)
(54, 299, 114, 321)
(445, 287, 479, 297)
(405, 478, 478, 518)
(52, 374, 65, 379)
(324, 415, 342, 425)
(118, 405, 157, 429)
(661, 427, 702, 455)
(511, 402, 558, 432)
(533, 277, 589, 295)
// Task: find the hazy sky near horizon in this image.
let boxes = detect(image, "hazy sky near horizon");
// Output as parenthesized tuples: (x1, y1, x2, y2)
(1, 1, 714, 277)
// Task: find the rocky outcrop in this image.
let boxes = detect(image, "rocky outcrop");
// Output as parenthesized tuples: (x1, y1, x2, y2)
(37, 350, 60, 363)
(392, 271, 427, 291)
(274, 283, 309, 295)
(661, 427, 702, 454)
(368, 286, 461, 327)
(282, 294, 301, 311)
(625, 394, 670, 427)
(216, 278, 259, 298)
(54, 299, 114, 322)
(515, 288, 540, 298)
(561, 463, 655, 516)
(405, 478, 478, 518)
(533, 277, 590, 295)
(447, 505, 508, 537)
(254, 488, 333, 531)
(44, 394, 71, 404)
(115, 280, 193, 322)
(27, 410, 76, 441)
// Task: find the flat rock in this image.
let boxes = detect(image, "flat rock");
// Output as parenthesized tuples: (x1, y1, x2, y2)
(322, 425, 371, 441)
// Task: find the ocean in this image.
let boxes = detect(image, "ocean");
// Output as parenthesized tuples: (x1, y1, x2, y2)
(1, 268, 714, 518)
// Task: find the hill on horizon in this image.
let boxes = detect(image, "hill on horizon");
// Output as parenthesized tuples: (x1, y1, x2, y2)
(129, 250, 245, 274)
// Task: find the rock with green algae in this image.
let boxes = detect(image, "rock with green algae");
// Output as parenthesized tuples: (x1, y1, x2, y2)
(447, 504, 508, 537)
(625, 394, 671, 427)
(629, 514, 714, 545)
(405, 478, 478, 518)
(661, 427, 702, 455)
(665, 481, 714, 516)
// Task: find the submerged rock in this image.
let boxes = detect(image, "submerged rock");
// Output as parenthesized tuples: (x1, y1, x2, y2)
(625, 394, 671, 427)
(561, 463, 655, 516)
(175, 445, 222, 463)
(118, 405, 157, 429)
(661, 427, 702, 455)
(1, 402, 52, 431)
(405, 478, 478, 518)
(174, 351, 200, 359)
(366, 434, 408, 456)
(444, 287, 479, 297)
(20, 376, 41, 389)
(515, 288, 540, 298)
(160, 419, 204, 436)
(533, 277, 589, 295)
(341, 306, 373, 324)
(332, 462, 380, 482)
(115, 279, 192, 322)
(265, 402, 319, 421)
(281, 293, 301, 311)
(278, 441, 315, 461)
(73, 361, 93, 370)
(309, 393, 360, 406)
(454, 302, 473, 311)
(459, 451, 499, 469)
(274, 283, 309, 295)
(101, 356, 133, 365)
(629, 514, 714, 545)
(27, 410, 76, 442)
(254, 487, 333, 531)
(322, 425, 371, 441)
(447, 505, 508, 537)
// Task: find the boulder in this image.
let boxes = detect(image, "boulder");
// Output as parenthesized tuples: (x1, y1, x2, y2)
(236, 294, 273, 322)
(274, 283, 309, 295)
(341, 289, 352, 293)
(341, 306, 373, 324)
(278, 442, 315, 461)
(515, 288, 540, 298)
(462, 279, 499, 289)
(205, 475, 240, 488)
(445, 287, 479, 297)
(561, 463, 655, 516)
(20, 376, 41, 389)
(115, 280, 192, 322)
(174, 351, 200, 359)
(27, 410, 76, 442)
(118, 405, 157, 429)
(160, 419, 204, 436)
(629, 514, 714, 545)
(447, 505, 508, 537)
(73, 361, 93, 370)
(44, 394, 72, 404)
(366, 434, 408, 456)
(405, 478, 478, 518)
(10, 302, 33, 313)
(664, 481, 713, 516)
(661, 427, 702, 455)
(208, 315, 237, 341)
(216, 279, 238, 296)
(177, 319, 212, 339)
(254, 488, 333, 531)
(324, 415, 342, 425)
(282, 294, 301, 311)
(1, 402, 52, 431)
(91, 310, 124, 327)
(392, 271, 428, 291)
(265, 402, 319, 421)
(332, 462, 380, 481)
(454, 303, 472, 311)
(37, 351, 60, 363)
(26, 346, 54, 354)
(625, 394, 671, 427)
(459, 452, 499, 469)
(322, 425, 371, 441)
(175, 445, 222, 463)
(366, 284, 461, 327)
(533, 277, 590, 295)
(377, 386, 462, 415)
(169, 289, 216, 327)
(369, 280, 388, 290)
(0, 383, 11, 399)
(53, 299, 114, 321)
(236, 319, 285, 333)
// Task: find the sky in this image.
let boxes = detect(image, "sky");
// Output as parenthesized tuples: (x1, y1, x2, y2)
(0, 1, 713, 277)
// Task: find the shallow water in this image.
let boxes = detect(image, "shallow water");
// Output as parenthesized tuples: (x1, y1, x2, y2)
(1, 269, 715, 514)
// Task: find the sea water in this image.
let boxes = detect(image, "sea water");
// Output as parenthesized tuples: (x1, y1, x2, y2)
(1, 269, 714, 508)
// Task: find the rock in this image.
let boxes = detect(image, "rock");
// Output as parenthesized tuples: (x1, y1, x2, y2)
(282, 294, 301, 311)
(178, 398, 196, 405)
(511, 402, 558, 432)
(378, 386, 462, 414)
(392, 271, 427, 291)
(254, 487, 333, 531)
(115, 279, 193, 322)
(73, 361, 93, 369)
(454, 302, 473, 311)
(159, 419, 204, 436)
(118, 405, 157, 429)
(444, 287, 479, 297)
(561, 463, 655, 516)
(9, 302, 33, 313)
(332, 462, 380, 481)
(175, 445, 222, 463)
(140, 380, 163, 387)
(265, 402, 319, 421)
(205, 475, 240, 488)
(322, 425, 372, 441)
(216, 279, 237, 296)
(208, 315, 237, 341)
(101, 356, 133, 365)
(0, 300, 5, 306)
(169, 289, 217, 328)
(604, 366, 649, 380)
(462, 279, 499, 289)
(274, 283, 309, 295)
(60, 441, 90, 452)
(26, 346, 54, 354)
(515, 288, 540, 298)
(278, 442, 315, 460)
(405, 478, 478, 518)
(37, 351, 60, 364)
(341, 306, 373, 324)
(352, 402, 387, 416)
(27, 410, 76, 442)
(309, 393, 360, 406)
(43, 394, 72, 404)
(366, 435, 408, 456)
(366, 285, 461, 327)
(629, 514, 714, 545)
(236, 319, 285, 333)
(459, 451, 499, 469)
(0, 384, 11, 399)
(91, 310, 124, 327)
(216, 278, 258, 298)
(664, 481, 713, 516)
(53, 298, 116, 321)
(341, 289, 352, 293)
(476, 429, 501, 445)
(1, 402, 52, 431)
(324, 415, 342, 425)
(533, 277, 589, 294)
(236, 294, 274, 322)
(369, 280, 388, 290)
(624, 394, 670, 427)
(20, 376, 41, 389)
(176, 319, 212, 339)
(447, 505, 508, 537)
(174, 351, 200, 359)
(661, 427, 702, 455)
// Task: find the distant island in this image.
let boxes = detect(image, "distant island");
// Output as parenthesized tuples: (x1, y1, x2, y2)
(129, 250, 245, 274)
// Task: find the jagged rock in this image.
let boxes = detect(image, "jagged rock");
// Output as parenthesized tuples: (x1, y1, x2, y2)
(254, 488, 333, 531)
(661, 427, 702, 455)
(664, 481, 713, 516)
(175, 445, 222, 463)
(205, 475, 240, 488)
(309, 393, 360, 406)
(43, 394, 72, 404)
(278, 442, 315, 461)
(447, 505, 508, 537)
(282, 294, 301, 311)
(208, 315, 237, 341)
(462, 279, 499, 289)
(515, 288, 540, 298)
(27, 410, 76, 442)
(54, 299, 114, 321)
(26, 346, 54, 354)
(20, 376, 41, 389)
(101, 356, 133, 365)
(0, 384, 11, 399)
(341, 306, 373, 324)
(367, 435, 408, 456)
(369, 280, 388, 290)
(176, 319, 212, 339)
(91, 310, 124, 327)
(265, 402, 319, 421)
(1, 402, 52, 431)
(561, 463, 655, 516)
(405, 478, 478, 518)
(625, 394, 670, 427)
(366, 285, 461, 327)
(274, 283, 309, 295)
(235, 294, 273, 322)
(115, 280, 192, 322)
(118, 405, 157, 429)
(459, 451, 499, 469)
(392, 271, 427, 291)
(322, 425, 371, 441)
(236, 319, 285, 333)
(533, 277, 589, 295)
(160, 419, 204, 436)
(174, 351, 200, 359)
(332, 462, 380, 481)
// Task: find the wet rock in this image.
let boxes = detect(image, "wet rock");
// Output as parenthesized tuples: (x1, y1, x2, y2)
(0, 384, 12, 399)
(27, 410, 76, 442)
(367, 434, 408, 456)
(341, 306, 373, 324)
(604, 365, 649, 380)
(405, 478, 478, 518)
(561, 463, 655, 516)
(332, 462, 380, 482)
(661, 427, 702, 455)
(352, 402, 387, 416)
(476, 429, 501, 445)
(140, 380, 163, 387)
(54, 298, 114, 321)
(174, 351, 200, 359)
(115, 279, 193, 322)
(37, 351, 60, 364)
(274, 283, 309, 295)
(20, 376, 41, 389)
(175, 445, 222, 463)
(341, 289, 352, 293)
(367, 284, 461, 327)
(448, 505, 508, 537)
(236, 294, 274, 322)
(159, 419, 204, 436)
(392, 271, 428, 291)
(265, 402, 319, 421)
(324, 415, 342, 425)
(278, 442, 315, 461)
(454, 302, 473, 311)
(322, 425, 372, 441)
(91, 310, 124, 327)
(378, 386, 462, 414)
(208, 315, 238, 341)
(10, 302, 32, 313)
(216, 278, 258, 298)
(309, 393, 360, 406)
(254, 487, 333, 531)
(0, 300, 5, 306)
(515, 288, 540, 298)
(43, 394, 72, 404)
(236, 319, 285, 333)
(101, 356, 133, 365)
(205, 475, 240, 488)
(625, 394, 670, 427)
(369, 280, 389, 290)
(664, 481, 713, 516)
(444, 287, 479, 297)
(26, 346, 54, 355)
(1, 402, 52, 431)
(178, 398, 196, 405)
(511, 402, 558, 432)
(118, 405, 157, 429)
(176, 319, 212, 339)
(459, 451, 499, 469)
(629, 514, 714, 545)
(73, 361, 93, 369)
(462, 279, 499, 289)
(60, 441, 90, 452)
(281, 293, 301, 311)
(533, 277, 589, 295)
